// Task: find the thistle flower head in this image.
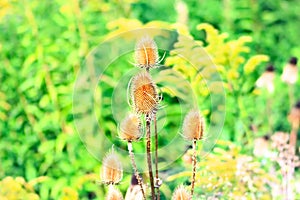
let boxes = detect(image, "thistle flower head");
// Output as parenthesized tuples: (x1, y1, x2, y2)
(182, 109, 205, 141)
(135, 36, 159, 69)
(106, 185, 124, 200)
(101, 150, 123, 185)
(172, 185, 192, 200)
(119, 113, 142, 142)
(130, 72, 158, 115)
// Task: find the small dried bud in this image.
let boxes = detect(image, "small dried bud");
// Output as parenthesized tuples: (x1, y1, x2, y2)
(172, 185, 192, 200)
(131, 72, 158, 114)
(182, 110, 205, 141)
(135, 36, 159, 69)
(101, 150, 123, 185)
(106, 185, 124, 200)
(256, 65, 275, 93)
(281, 59, 298, 84)
(119, 113, 142, 142)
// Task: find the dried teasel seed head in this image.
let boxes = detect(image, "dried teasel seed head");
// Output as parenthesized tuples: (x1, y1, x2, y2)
(172, 185, 192, 200)
(131, 72, 158, 115)
(135, 36, 159, 69)
(182, 109, 205, 141)
(119, 113, 142, 142)
(106, 185, 124, 200)
(101, 150, 123, 185)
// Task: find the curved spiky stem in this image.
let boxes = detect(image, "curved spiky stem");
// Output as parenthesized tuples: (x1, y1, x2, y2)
(154, 114, 160, 200)
(146, 114, 155, 200)
(191, 139, 197, 196)
(127, 142, 146, 200)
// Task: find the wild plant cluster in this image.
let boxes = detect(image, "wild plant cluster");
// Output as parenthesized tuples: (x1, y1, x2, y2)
(100, 37, 205, 200)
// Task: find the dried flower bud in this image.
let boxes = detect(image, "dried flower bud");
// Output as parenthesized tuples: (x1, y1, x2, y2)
(135, 36, 159, 69)
(256, 65, 275, 93)
(172, 185, 192, 200)
(106, 185, 124, 200)
(131, 72, 158, 114)
(182, 110, 205, 141)
(101, 150, 123, 185)
(119, 113, 142, 142)
(281, 58, 298, 84)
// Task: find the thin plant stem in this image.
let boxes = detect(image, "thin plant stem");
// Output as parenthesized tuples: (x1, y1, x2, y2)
(146, 114, 155, 199)
(127, 142, 146, 200)
(191, 139, 197, 196)
(154, 114, 160, 200)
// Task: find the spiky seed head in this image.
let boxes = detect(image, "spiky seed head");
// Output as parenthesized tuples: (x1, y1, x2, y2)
(172, 185, 192, 200)
(135, 36, 159, 69)
(119, 113, 142, 141)
(101, 150, 123, 185)
(182, 109, 204, 141)
(131, 72, 158, 115)
(106, 185, 124, 200)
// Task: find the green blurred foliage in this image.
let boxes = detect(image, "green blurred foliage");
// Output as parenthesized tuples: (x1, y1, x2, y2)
(0, 0, 299, 199)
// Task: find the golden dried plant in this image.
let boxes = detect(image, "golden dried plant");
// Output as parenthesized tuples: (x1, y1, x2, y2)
(182, 109, 205, 141)
(119, 113, 142, 142)
(130, 72, 158, 115)
(101, 150, 123, 185)
(135, 36, 159, 69)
